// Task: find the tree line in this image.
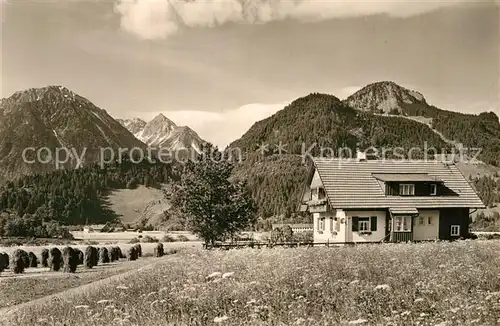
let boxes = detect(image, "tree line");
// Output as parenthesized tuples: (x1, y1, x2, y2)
(0, 156, 179, 237)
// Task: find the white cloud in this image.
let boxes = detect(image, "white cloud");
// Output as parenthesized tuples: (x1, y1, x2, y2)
(128, 101, 289, 148)
(114, 0, 476, 40)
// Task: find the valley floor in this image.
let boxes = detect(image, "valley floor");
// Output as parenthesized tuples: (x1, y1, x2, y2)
(1, 240, 500, 325)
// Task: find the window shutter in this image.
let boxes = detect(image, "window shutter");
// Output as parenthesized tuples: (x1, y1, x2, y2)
(371, 216, 377, 231)
(352, 216, 359, 231)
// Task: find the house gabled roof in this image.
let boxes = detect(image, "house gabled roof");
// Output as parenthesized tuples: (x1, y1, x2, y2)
(312, 158, 485, 209)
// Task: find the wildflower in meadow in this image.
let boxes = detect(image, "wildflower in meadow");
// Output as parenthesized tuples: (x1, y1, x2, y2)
(246, 299, 257, 305)
(348, 318, 368, 324)
(207, 272, 222, 279)
(74, 305, 90, 309)
(213, 315, 229, 323)
(374, 284, 391, 291)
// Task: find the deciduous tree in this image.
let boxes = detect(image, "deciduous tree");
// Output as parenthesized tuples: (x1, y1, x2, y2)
(171, 144, 256, 246)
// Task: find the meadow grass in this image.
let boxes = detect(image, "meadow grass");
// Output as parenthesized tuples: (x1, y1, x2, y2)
(3, 240, 500, 325)
(0, 258, 160, 308)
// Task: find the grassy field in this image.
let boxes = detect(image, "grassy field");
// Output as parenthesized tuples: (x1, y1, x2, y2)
(2, 240, 500, 325)
(69, 230, 199, 242)
(0, 258, 158, 309)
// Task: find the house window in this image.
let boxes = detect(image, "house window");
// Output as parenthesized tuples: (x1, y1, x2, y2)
(359, 217, 370, 232)
(317, 217, 325, 232)
(352, 216, 377, 233)
(430, 184, 437, 195)
(318, 188, 326, 199)
(428, 216, 432, 225)
(451, 225, 460, 236)
(399, 184, 415, 196)
(419, 217, 424, 225)
(311, 188, 318, 200)
(394, 216, 412, 232)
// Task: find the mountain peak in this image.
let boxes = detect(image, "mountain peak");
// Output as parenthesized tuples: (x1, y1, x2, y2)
(345, 81, 427, 114)
(121, 114, 205, 152)
(0, 86, 146, 183)
(5, 85, 80, 104)
(117, 118, 147, 135)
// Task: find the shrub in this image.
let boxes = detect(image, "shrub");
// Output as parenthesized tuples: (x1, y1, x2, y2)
(11, 249, 26, 274)
(129, 237, 140, 244)
(62, 247, 78, 273)
(99, 247, 110, 264)
(48, 247, 62, 271)
(20, 250, 30, 268)
(177, 235, 190, 242)
(126, 177, 139, 189)
(41, 249, 49, 267)
(134, 243, 142, 257)
(292, 231, 314, 243)
(154, 243, 164, 257)
(0, 252, 9, 272)
(127, 246, 138, 261)
(140, 236, 158, 243)
(84, 246, 98, 268)
(466, 232, 479, 240)
(162, 234, 176, 242)
(28, 251, 38, 268)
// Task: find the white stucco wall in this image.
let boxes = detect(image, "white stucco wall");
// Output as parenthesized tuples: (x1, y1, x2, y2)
(311, 170, 323, 189)
(314, 210, 386, 243)
(313, 212, 337, 242)
(413, 210, 439, 241)
(346, 210, 387, 243)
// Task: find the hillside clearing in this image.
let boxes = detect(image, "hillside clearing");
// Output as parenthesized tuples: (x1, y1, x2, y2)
(3, 241, 500, 325)
(106, 185, 168, 225)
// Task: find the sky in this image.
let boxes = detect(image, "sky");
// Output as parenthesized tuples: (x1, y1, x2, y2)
(1, 0, 499, 147)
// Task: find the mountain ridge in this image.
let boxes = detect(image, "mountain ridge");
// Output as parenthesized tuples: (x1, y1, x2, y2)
(118, 114, 205, 153)
(0, 85, 146, 183)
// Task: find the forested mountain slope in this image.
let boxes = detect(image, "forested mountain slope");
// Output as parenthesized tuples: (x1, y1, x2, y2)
(0, 157, 179, 236)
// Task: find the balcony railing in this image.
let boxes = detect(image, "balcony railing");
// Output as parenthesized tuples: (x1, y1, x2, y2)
(307, 198, 328, 213)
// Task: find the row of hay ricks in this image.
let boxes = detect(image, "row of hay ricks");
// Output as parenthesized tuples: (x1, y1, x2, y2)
(0, 242, 166, 274)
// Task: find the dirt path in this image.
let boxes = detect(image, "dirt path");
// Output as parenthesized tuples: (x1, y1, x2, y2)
(0, 257, 162, 321)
